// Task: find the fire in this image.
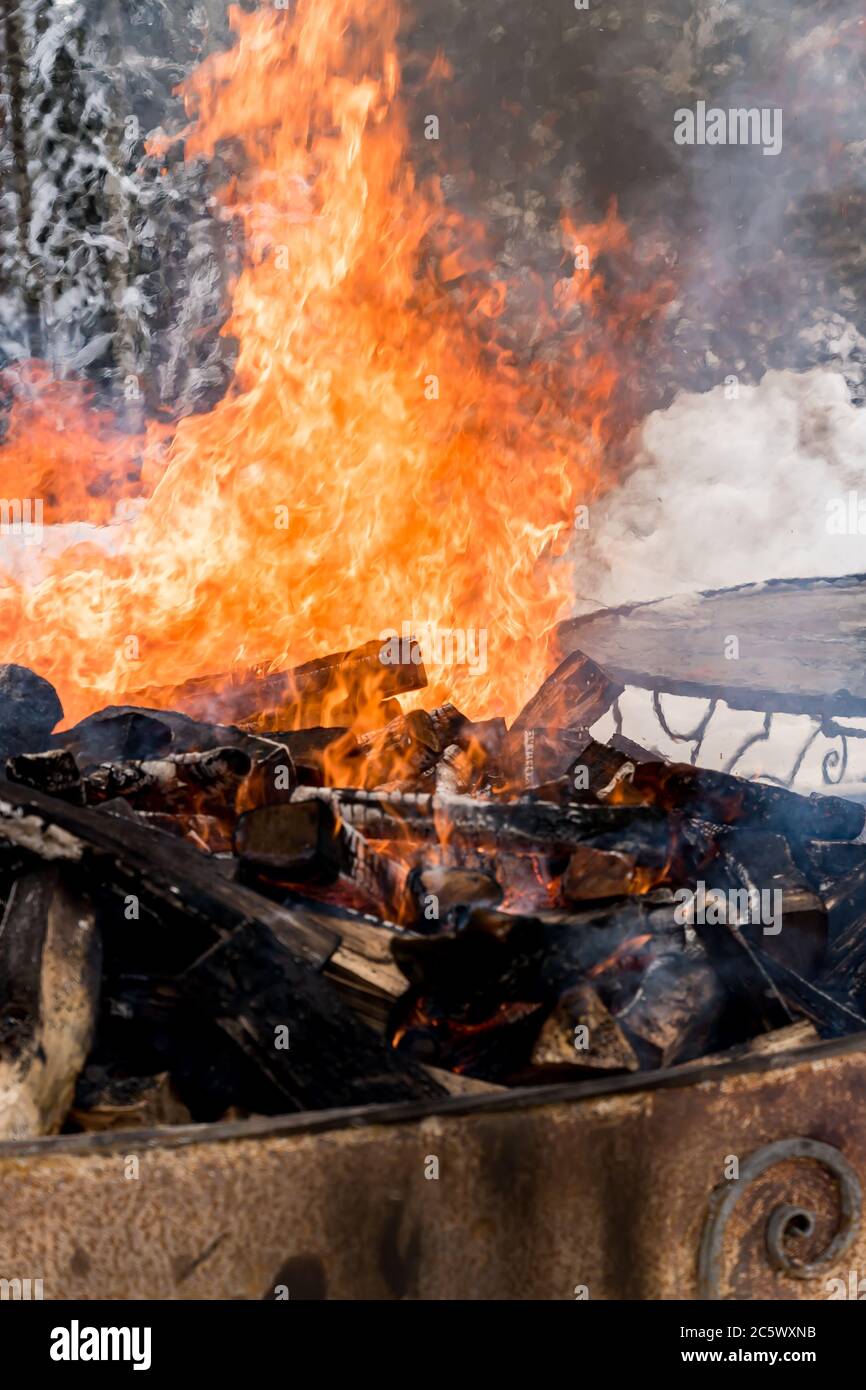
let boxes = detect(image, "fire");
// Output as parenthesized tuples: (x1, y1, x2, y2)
(0, 362, 157, 525)
(0, 1, 662, 728)
(587, 934, 653, 980)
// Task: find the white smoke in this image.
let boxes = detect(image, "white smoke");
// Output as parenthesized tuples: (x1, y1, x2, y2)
(574, 366, 866, 795)
(576, 366, 866, 610)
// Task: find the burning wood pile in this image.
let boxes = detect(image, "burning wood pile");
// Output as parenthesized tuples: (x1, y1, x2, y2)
(2, 635, 866, 1142)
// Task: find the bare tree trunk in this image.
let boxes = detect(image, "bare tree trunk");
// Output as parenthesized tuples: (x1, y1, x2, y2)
(0, 0, 40, 356)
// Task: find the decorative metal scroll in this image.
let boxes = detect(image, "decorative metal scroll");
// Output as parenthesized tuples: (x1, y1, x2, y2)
(697, 1137, 862, 1300)
(651, 693, 718, 766)
(613, 690, 866, 791)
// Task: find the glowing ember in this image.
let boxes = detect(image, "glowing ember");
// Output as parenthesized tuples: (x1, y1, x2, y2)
(0, 1, 658, 727)
(587, 934, 653, 979)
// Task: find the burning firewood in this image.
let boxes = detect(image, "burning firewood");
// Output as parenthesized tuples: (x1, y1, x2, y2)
(388, 908, 548, 1079)
(356, 709, 442, 787)
(1, 633, 865, 1124)
(0, 786, 441, 1114)
(0, 866, 101, 1139)
(236, 798, 416, 922)
(235, 742, 297, 809)
(235, 799, 343, 884)
(83, 747, 253, 815)
(260, 727, 359, 786)
(407, 864, 502, 926)
(511, 648, 624, 732)
(291, 785, 665, 854)
(336, 819, 414, 924)
(606, 759, 865, 841)
(562, 844, 660, 902)
(433, 738, 494, 798)
(387, 901, 674, 1080)
(435, 744, 468, 796)
(428, 704, 468, 747)
(0, 778, 337, 967)
(132, 637, 428, 729)
(428, 705, 507, 764)
(391, 993, 546, 1081)
(556, 803, 687, 905)
(497, 727, 590, 790)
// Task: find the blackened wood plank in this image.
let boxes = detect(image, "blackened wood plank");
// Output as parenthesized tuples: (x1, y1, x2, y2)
(718, 828, 828, 977)
(130, 637, 428, 726)
(0, 779, 337, 968)
(236, 800, 416, 924)
(512, 649, 623, 732)
(184, 923, 442, 1109)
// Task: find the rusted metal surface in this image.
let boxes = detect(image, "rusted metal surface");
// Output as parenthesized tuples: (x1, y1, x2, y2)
(698, 1137, 862, 1299)
(2, 1033, 866, 1299)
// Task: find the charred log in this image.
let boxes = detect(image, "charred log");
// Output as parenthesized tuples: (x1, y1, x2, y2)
(717, 828, 827, 977)
(611, 761, 865, 841)
(5, 750, 83, 803)
(612, 953, 726, 1069)
(0, 779, 337, 968)
(131, 637, 428, 728)
(184, 923, 442, 1108)
(0, 866, 101, 1139)
(512, 648, 623, 733)
(83, 747, 252, 815)
(291, 785, 665, 855)
(68, 1066, 191, 1133)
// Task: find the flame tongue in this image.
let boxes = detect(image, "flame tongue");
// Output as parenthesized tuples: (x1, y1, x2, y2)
(0, 0, 639, 727)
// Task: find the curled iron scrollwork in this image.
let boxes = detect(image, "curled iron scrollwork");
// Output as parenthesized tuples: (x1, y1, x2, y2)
(698, 1137, 862, 1300)
(651, 692, 718, 765)
(822, 738, 848, 787)
(617, 689, 866, 792)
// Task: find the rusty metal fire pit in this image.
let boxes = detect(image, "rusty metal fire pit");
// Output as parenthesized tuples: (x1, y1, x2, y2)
(1, 1029, 864, 1301)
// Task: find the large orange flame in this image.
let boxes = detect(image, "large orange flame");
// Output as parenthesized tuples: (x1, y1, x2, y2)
(0, 1, 659, 727)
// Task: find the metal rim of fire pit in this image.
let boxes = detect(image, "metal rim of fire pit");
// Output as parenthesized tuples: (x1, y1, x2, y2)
(558, 573, 866, 791)
(1, 1025, 864, 1161)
